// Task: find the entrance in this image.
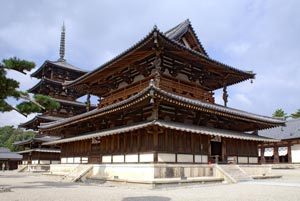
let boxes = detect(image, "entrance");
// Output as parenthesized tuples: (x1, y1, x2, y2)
(210, 137, 222, 163)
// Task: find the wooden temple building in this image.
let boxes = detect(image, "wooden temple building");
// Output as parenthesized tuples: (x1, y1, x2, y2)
(258, 118, 300, 164)
(39, 19, 285, 173)
(17, 25, 94, 165)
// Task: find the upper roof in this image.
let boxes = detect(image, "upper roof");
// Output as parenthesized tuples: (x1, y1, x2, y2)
(31, 60, 87, 79)
(165, 19, 208, 56)
(259, 118, 300, 140)
(64, 21, 254, 91)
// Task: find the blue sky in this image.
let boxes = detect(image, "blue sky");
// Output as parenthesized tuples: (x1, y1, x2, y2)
(1, 0, 300, 126)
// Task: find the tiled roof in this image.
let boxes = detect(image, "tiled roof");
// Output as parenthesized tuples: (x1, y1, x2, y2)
(0, 147, 22, 160)
(43, 120, 278, 145)
(259, 118, 300, 140)
(31, 60, 87, 78)
(164, 19, 209, 56)
(17, 148, 61, 154)
(39, 80, 284, 130)
(13, 136, 61, 146)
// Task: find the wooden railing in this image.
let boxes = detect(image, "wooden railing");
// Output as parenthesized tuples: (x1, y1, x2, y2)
(99, 76, 154, 108)
(159, 75, 214, 103)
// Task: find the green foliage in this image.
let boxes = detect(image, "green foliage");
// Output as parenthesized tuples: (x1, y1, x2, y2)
(16, 102, 42, 115)
(34, 94, 60, 110)
(272, 108, 288, 119)
(291, 109, 300, 119)
(2, 57, 35, 74)
(0, 126, 35, 151)
(0, 57, 60, 117)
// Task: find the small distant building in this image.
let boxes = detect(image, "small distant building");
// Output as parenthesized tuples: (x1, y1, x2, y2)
(13, 136, 61, 165)
(0, 147, 22, 170)
(258, 119, 300, 163)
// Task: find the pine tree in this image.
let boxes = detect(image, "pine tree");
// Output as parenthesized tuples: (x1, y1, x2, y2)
(272, 108, 288, 119)
(0, 57, 59, 116)
(291, 109, 300, 119)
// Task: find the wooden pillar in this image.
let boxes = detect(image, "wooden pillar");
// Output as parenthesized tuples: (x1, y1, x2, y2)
(288, 143, 292, 163)
(260, 147, 266, 164)
(273, 144, 279, 163)
(222, 138, 226, 162)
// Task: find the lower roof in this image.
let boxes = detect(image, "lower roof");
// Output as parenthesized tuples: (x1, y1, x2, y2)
(17, 148, 61, 154)
(43, 120, 278, 146)
(259, 118, 300, 140)
(39, 80, 285, 131)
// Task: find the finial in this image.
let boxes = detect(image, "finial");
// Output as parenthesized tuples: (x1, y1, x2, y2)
(59, 22, 66, 61)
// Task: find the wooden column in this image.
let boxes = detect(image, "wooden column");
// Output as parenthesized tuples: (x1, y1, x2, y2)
(222, 138, 226, 162)
(273, 145, 279, 163)
(287, 143, 292, 163)
(260, 147, 266, 164)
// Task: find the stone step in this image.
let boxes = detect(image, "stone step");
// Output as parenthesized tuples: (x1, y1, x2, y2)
(218, 165, 253, 182)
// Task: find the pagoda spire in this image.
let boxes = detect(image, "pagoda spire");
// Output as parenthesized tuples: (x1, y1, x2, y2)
(59, 23, 66, 61)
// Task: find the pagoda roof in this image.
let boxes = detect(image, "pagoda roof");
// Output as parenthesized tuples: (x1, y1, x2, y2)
(28, 77, 62, 94)
(165, 19, 208, 56)
(64, 21, 254, 91)
(13, 136, 61, 146)
(43, 120, 278, 146)
(17, 148, 61, 154)
(52, 98, 95, 108)
(31, 60, 87, 79)
(19, 115, 65, 130)
(39, 80, 284, 131)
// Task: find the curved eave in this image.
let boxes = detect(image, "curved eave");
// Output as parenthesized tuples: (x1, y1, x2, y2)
(64, 27, 254, 91)
(43, 120, 279, 146)
(63, 27, 158, 88)
(158, 32, 255, 89)
(31, 60, 87, 79)
(39, 81, 284, 131)
(153, 85, 285, 126)
(27, 78, 62, 94)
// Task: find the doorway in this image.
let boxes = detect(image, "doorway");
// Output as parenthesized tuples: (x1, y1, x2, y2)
(210, 138, 222, 163)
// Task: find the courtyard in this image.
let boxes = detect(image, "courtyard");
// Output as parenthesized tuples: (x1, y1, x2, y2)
(1, 169, 300, 201)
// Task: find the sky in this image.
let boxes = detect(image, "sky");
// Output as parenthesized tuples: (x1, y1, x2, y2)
(0, 0, 300, 127)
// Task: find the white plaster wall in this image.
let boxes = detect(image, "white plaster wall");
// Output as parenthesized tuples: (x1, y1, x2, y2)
(157, 153, 176, 162)
(291, 144, 300, 163)
(177, 154, 193, 163)
(202, 155, 208, 163)
(40, 160, 50, 165)
(82, 157, 88, 163)
(195, 155, 202, 163)
(113, 155, 124, 163)
(139, 153, 154, 162)
(32, 160, 38, 165)
(74, 157, 81, 163)
(61, 158, 67, 164)
(249, 157, 258, 164)
(67, 157, 74, 164)
(238, 157, 248, 164)
(125, 154, 138, 163)
(102, 156, 111, 163)
(51, 160, 60, 164)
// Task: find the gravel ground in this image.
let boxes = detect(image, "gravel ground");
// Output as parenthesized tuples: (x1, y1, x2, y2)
(1, 169, 300, 201)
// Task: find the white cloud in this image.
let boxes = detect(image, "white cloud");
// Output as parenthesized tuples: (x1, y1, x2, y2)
(0, 111, 36, 127)
(0, 0, 300, 126)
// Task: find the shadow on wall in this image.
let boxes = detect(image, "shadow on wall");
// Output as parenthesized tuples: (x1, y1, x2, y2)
(122, 196, 171, 201)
